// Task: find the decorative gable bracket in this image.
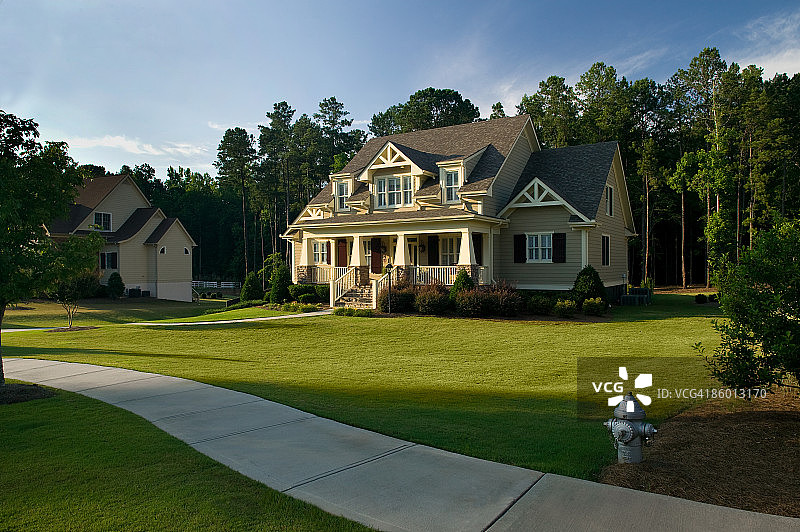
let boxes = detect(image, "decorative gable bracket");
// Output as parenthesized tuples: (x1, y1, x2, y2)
(499, 177, 590, 222)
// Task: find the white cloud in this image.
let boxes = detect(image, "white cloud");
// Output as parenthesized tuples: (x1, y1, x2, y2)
(162, 142, 208, 157)
(66, 135, 163, 156)
(734, 9, 800, 77)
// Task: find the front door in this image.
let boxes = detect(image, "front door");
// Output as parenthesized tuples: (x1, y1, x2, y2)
(336, 239, 348, 267)
(371, 237, 382, 273)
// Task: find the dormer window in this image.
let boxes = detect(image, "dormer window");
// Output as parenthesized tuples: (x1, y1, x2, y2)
(444, 170, 460, 203)
(336, 181, 349, 211)
(375, 175, 412, 208)
(94, 212, 112, 231)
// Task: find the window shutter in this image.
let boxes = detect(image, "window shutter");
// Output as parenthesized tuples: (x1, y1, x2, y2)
(326, 241, 331, 265)
(513, 234, 526, 263)
(552, 233, 566, 263)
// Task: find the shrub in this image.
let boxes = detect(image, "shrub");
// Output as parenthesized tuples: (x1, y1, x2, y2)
(241, 271, 264, 301)
(454, 288, 494, 318)
(582, 297, 606, 316)
(269, 263, 292, 303)
(414, 283, 451, 315)
(572, 265, 607, 309)
(449, 269, 475, 301)
(377, 285, 415, 313)
(288, 284, 316, 301)
(695, 293, 708, 304)
(298, 293, 317, 304)
(107, 272, 125, 299)
(315, 284, 330, 303)
(490, 282, 522, 317)
(554, 299, 577, 318)
(527, 294, 555, 315)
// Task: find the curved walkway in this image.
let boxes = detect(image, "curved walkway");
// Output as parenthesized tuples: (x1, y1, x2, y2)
(5, 358, 797, 532)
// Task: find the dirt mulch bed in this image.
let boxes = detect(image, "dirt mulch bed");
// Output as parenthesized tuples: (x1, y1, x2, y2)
(600, 389, 800, 517)
(0, 383, 55, 404)
(44, 326, 99, 332)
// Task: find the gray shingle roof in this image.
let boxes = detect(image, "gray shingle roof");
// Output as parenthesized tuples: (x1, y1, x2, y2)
(340, 115, 530, 178)
(294, 207, 502, 226)
(507, 141, 618, 219)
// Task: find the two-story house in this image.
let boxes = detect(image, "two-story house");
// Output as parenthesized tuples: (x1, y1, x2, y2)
(47, 174, 197, 302)
(282, 115, 635, 308)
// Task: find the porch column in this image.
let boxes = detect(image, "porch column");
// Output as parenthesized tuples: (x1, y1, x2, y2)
(350, 235, 364, 266)
(457, 229, 475, 265)
(394, 233, 410, 266)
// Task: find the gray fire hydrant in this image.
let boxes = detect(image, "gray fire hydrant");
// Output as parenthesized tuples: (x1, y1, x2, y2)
(603, 392, 656, 463)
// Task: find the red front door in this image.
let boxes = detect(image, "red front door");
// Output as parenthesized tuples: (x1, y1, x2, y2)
(336, 239, 348, 267)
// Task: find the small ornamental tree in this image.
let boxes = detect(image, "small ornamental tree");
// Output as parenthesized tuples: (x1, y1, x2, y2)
(572, 265, 607, 308)
(269, 262, 291, 304)
(107, 272, 125, 299)
(449, 269, 475, 301)
(240, 271, 264, 301)
(703, 221, 800, 391)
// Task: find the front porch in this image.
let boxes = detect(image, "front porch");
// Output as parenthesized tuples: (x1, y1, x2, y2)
(291, 229, 495, 309)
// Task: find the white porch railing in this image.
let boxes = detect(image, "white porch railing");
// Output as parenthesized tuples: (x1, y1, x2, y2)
(371, 267, 404, 309)
(408, 266, 490, 285)
(331, 266, 357, 306)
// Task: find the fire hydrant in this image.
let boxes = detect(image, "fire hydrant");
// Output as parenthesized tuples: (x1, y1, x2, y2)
(603, 392, 656, 463)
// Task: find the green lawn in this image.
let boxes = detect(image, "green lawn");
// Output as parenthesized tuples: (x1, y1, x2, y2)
(3, 299, 224, 328)
(3, 294, 723, 480)
(0, 386, 367, 531)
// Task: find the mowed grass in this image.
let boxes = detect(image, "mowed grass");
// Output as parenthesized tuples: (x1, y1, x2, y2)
(3, 299, 224, 328)
(0, 386, 368, 531)
(3, 294, 723, 479)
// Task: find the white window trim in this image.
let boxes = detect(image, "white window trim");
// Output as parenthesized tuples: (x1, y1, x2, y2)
(375, 175, 413, 209)
(605, 185, 614, 217)
(336, 180, 350, 212)
(94, 212, 112, 232)
(525, 232, 553, 263)
(312, 241, 328, 264)
(443, 170, 460, 204)
(601, 234, 611, 267)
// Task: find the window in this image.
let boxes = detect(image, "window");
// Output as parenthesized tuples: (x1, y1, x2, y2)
(376, 179, 387, 207)
(444, 170, 459, 203)
(526, 233, 553, 262)
(184, 247, 190, 255)
(336, 181, 349, 211)
(605, 186, 614, 217)
(440, 236, 461, 266)
(375, 176, 412, 208)
(313, 241, 327, 264)
(602, 235, 610, 266)
(403, 176, 413, 205)
(159, 246, 166, 255)
(363, 239, 371, 263)
(94, 212, 111, 231)
(99, 252, 118, 270)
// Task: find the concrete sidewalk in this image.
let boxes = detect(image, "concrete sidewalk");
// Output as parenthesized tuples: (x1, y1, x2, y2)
(5, 358, 798, 532)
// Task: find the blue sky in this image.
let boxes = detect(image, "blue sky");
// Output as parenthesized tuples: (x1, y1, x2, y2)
(2, 1, 799, 178)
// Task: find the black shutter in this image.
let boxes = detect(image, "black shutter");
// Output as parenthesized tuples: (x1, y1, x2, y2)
(326, 241, 331, 265)
(110, 252, 118, 269)
(552, 233, 566, 263)
(513, 234, 526, 263)
(427, 235, 439, 266)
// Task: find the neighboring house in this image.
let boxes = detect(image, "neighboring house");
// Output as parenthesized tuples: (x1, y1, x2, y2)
(47, 175, 197, 302)
(282, 115, 635, 308)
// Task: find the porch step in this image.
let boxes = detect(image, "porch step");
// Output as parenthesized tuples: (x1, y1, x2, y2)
(334, 285, 373, 308)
